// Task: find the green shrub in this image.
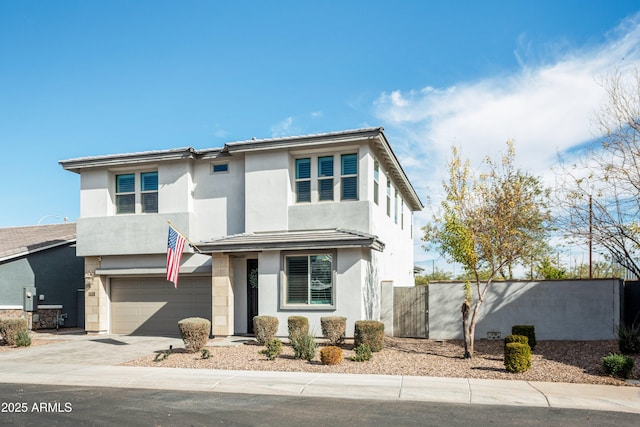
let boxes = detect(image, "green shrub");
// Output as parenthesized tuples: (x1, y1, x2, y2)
(287, 316, 309, 342)
(320, 316, 346, 345)
(504, 342, 532, 373)
(253, 316, 279, 345)
(320, 346, 343, 365)
(511, 325, 536, 350)
(259, 338, 283, 361)
(504, 334, 529, 352)
(0, 318, 29, 346)
(617, 322, 640, 355)
(602, 353, 635, 379)
(291, 333, 316, 361)
(177, 317, 211, 353)
(201, 348, 212, 359)
(354, 320, 384, 352)
(350, 343, 372, 362)
(15, 330, 31, 347)
(154, 348, 172, 362)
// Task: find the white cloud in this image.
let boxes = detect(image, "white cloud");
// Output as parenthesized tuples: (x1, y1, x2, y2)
(374, 12, 640, 271)
(270, 116, 297, 137)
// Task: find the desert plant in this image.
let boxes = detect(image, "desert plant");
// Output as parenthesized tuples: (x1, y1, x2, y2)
(504, 342, 532, 373)
(354, 320, 384, 352)
(154, 348, 173, 362)
(617, 322, 640, 354)
(512, 325, 536, 350)
(287, 316, 309, 342)
(0, 317, 29, 346)
(15, 330, 31, 347)
(177, 317, 211, 353)
(350, 343, 373, 362)
(504, 334, 529, 351)
(320, 346, 343, 365)
(320, 316, 346, 345)
(291, 333, 317, 361)
(602, 353, 635, 379)
(201, 348, 212, 359)
(253, 316, 279, 345)
(259, 338, 283, 361)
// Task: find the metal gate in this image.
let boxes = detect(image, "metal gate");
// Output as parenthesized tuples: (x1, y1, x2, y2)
(393, 286, 428, 338)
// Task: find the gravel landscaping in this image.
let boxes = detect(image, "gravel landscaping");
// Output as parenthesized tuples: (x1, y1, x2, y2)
(120, 336, 640, 386)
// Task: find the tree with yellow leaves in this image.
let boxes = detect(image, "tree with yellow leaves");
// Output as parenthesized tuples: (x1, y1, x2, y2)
(423, 141, 551, 358)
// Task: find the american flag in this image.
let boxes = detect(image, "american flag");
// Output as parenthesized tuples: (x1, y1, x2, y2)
(166, 226, 186, 287)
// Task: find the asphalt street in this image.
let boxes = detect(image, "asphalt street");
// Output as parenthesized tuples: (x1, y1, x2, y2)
(0, 383, 638, 427)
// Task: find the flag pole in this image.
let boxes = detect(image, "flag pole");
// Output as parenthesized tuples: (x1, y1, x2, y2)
(167, 220, 202, 253)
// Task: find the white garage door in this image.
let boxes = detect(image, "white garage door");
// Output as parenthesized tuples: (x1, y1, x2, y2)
(111, 277, 212, 336)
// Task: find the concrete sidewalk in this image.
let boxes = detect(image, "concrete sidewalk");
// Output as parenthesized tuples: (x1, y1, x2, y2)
(0, 332, 638, 414)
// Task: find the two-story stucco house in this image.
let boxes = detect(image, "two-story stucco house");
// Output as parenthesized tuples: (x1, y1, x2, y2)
(60, 127, 423, 337)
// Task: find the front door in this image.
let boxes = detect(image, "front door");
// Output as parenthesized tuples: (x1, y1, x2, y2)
(247, 259, 259, 334)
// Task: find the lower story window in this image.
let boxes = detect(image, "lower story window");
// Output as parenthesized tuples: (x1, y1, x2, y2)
(286, 254, 333, 305)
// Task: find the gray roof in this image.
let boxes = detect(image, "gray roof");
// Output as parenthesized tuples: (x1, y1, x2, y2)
(59, 127, 423, 211)
(198, 229, 385, 253)
(0, 223, 77, 262)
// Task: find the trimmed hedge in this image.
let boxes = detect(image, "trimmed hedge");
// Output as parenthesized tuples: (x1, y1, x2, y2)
(354, 320, 384, 352)
(512, 325, 536, 350)
(504, 334, 529, 351)
(287, 316, 309, 342)
(253, 316, 279, 345)
(320, 346, 343, 365)
(177, 317, 211, 353)
(321, 316, 346, 345)
(0, 317, 29, 346)
(504, 342, 532, 373)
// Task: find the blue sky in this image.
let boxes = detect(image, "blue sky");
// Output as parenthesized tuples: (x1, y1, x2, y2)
(2, 1, 640, 271)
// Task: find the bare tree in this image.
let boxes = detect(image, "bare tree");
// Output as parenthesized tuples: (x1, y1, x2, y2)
(555, 68, 640, 278)
(423, 141, 551, 358)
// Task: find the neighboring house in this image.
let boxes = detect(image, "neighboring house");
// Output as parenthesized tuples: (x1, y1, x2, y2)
(0, 223, 84, 329)
(60, 127, 423, 337)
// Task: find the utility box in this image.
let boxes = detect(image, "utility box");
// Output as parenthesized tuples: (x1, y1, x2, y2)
(23, 287, 38, 312)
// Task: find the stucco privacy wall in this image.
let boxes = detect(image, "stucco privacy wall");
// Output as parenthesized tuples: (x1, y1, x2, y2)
(428, 279, 622, 340)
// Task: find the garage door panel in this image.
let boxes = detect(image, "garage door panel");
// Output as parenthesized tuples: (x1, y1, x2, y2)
(111, 277, 212, 336)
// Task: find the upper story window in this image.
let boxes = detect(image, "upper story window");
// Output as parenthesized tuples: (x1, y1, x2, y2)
(373, 160, 380, 205)
(116, 174, 135, 214)
(141, 172, 158, 213)
(386, 179, 391, 217)
(115, 171, 158, 214)
(394, 188, 399, 224)
(341, 154, 358, 200)
(318, 156, 334, 201)
(296, 158, 311, 203)
(212, 163, 229, 173)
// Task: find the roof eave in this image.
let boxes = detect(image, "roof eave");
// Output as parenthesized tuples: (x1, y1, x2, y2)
(59, 147, 203, 173)
(223, 127, 384, 154)
(198, 238, 385, 254)
(372, 133, 424, 211)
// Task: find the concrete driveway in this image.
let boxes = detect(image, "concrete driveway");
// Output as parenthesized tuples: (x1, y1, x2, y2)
(0, 330, 182, 366)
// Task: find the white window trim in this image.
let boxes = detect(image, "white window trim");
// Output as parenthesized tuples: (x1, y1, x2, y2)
(280, 251, 337, 310)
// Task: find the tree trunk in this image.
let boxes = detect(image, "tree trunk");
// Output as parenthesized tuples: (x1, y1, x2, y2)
(461, 301, 471, 358)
